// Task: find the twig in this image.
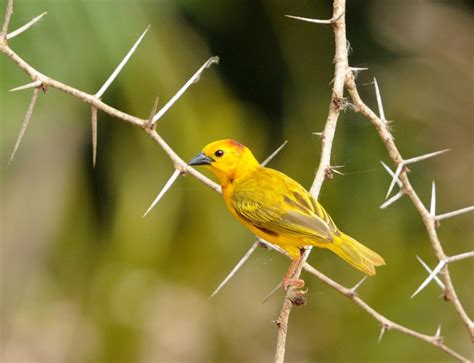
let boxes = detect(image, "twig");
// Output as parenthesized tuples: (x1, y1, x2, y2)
(302, 262, 469, 362)
(1, 0, 13, 38)
(8, 87, 40, 165)
(345, 52, 474, 342)
(1, 26, 220, 192)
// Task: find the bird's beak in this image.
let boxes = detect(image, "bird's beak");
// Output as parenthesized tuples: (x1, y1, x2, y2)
(188, 152, 214, 166)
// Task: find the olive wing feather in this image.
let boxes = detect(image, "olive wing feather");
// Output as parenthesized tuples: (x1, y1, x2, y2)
(231, 168, 337, 242)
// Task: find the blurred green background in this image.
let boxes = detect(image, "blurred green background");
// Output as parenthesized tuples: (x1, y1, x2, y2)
(1, 0, 473, 362)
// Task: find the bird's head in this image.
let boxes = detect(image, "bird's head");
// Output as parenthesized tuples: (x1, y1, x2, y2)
(188, 139, 260, 185)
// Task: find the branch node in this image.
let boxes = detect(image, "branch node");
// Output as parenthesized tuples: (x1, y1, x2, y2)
(325, 166, 333, 180)
(331, 96, 347, 111)
(289, 293, 307, 306)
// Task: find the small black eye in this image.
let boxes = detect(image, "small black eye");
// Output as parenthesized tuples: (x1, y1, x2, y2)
(214, 149, 224, 157)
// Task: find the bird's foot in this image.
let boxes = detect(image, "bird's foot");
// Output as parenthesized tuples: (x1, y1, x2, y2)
(282, 279, 308, 306)
(282, 278, 305, 291)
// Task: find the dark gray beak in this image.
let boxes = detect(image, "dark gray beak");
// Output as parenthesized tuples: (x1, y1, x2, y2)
(188, 152, 214, 166)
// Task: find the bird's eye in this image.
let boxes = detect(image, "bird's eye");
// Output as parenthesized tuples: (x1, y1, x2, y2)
(214, 149, 224, 157)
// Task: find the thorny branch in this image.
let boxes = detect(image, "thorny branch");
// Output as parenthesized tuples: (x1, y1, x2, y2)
(345, 71, 474, 342)
(275, 1, 348, 362)
(275, 0, 472, 360)
(1, 1, 472, 362)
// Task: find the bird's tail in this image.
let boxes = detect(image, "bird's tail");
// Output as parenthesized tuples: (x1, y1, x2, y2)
(326, 232, 385, 276)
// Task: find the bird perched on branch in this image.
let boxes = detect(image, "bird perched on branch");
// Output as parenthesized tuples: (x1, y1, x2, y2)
(189, 139, 385, 290)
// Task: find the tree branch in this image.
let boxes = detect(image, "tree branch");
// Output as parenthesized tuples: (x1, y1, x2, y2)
(345, 70, 474, 342)
(275, 1, 349, 362)
(2, 1, 471, 361)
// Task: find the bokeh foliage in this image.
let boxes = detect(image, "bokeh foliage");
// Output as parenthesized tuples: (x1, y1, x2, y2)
(1, 0, 473, 362)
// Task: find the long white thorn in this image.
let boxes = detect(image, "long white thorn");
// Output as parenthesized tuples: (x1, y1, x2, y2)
(385, 163, 403, 199)
(350, 276, 368, 293)
(447, 251, 474, 264)
(261, 282, 282, 304)
(411, 260, 446, 299)
(9, 80, 42, 92)
(143, 169, 181, 218)
(261, 141, 288, 167)
(9, 88, 41, 165)
(285, 14, 334, 24)
(152, 56, 219, 123)
(416, 256, 445, 290)
(436, 206, 474, 221)
(285, 11, 343, 25)
(380, 161, 402, 187)
(95, 25, 150, 98)
(7, 12, 47, 40)
(435, 325, 442, 338)
(210, 240, 260, 299)
(378, 325, 387, 344)
(404, 149, 450, 165)
(430, 181, 436, 216)
(373, 77, 386, 122)
(350, 67, 368, 72)
(380, 190, 403, 209)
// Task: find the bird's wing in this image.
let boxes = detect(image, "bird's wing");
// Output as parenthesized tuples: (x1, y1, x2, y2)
(232, 169, 337, 242)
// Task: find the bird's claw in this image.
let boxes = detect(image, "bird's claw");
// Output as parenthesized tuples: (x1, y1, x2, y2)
(282, 278, 305, 291)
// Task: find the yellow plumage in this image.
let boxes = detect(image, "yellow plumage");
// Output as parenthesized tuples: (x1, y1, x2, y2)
(189, 139, 385, 276)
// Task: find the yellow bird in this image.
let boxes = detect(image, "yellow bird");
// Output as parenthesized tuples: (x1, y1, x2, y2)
(189, 139, 385, 289)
